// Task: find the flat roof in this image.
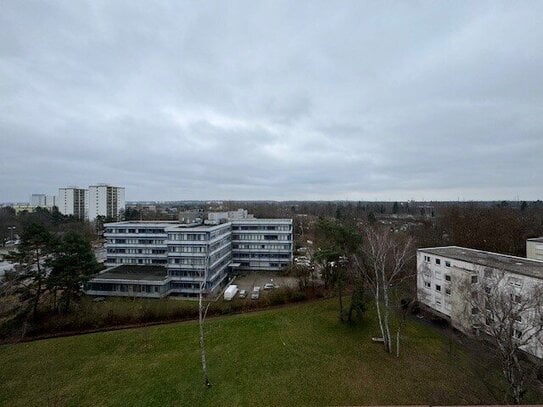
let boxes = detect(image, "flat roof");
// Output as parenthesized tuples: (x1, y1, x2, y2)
(105, 221, 179, 226)
(91, 265, 168, 282)
(527, 237, 543, 243)
(231, 218, 292, 222)
(418, 246, 543, 279)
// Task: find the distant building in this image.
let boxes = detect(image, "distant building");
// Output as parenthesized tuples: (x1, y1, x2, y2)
(527, 238, 543, 261)
(58, 187, 88, 220)
(30, 194, 46, 207)
(12, 204, 35, 214)
(207, 209, 253, 224)
(85, 211, 293, 299)
(178, 209, 204, 224)
(417, 246, 543, 359)
(30, 194, 56, 209)
(88, 184, 125, 221)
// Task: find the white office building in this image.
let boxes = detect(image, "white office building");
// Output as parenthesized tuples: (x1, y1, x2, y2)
(417, 246, 543, 359)
(85, 212, 293, 299)
(57, 187, 88, 220)
(231, 218, 293, 271)
(88, 184, 125, 221)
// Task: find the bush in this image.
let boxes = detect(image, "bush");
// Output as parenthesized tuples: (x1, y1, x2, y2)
(0, 285, 328, 341)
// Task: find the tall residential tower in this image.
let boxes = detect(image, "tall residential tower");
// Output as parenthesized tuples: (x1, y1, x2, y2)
(88, 184, 125, 221)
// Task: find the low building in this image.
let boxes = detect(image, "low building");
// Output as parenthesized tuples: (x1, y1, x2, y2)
(85, 265, 170, 298)
(527, 237, 543, 261)
(417, 246, 543, 359)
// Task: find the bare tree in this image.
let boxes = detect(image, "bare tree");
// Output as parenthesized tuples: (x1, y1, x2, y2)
(464, 270, 543, 404)
(197, 252, 212, 387)
(354, 227, 413, 355)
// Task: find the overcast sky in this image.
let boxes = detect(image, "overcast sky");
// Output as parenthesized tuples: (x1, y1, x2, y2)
(1, 1, 542, 202)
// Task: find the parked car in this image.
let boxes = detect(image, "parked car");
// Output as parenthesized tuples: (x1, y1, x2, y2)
(239, 289, 247, 298)
(263, 283, 275, 290)
(251, 286, 261, 299)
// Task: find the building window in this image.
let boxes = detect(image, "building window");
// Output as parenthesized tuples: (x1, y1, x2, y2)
(508, 277, 522, 288)
(435, 284, 441, 292)
(471, 275, 478, 284)
(424, 255, 431, 263)
(435, 258, 441, 265)
(445, 274, 451, 282)
(484, 286, 491, 294)
(445, 288, 451, 296)
(445, 261, 451, 267)
(424, 281, 431, 288)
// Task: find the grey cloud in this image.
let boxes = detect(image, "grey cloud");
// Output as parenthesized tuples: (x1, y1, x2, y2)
(1, 1, 542, 202)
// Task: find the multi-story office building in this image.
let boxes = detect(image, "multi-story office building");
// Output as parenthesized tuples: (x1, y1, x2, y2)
(30, 194, 56, 209)
(231, 218, 293, 271)
(417, 246, 543, 359)
(527, 238, 543, 261)
(58, 187, 88, 219)
(85, 213, 293, 299)
(88, 184, 125, 221)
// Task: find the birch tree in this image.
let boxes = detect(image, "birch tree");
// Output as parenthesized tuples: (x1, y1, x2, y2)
(463, 270, 543, 404)
(198, 249, 212, 387)
(354, 227, 413, 354)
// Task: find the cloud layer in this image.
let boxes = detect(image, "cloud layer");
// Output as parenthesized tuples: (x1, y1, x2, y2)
(1, 1, 542, 201)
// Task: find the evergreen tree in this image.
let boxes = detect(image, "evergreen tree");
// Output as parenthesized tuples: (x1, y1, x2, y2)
(48, 231, 99, 312)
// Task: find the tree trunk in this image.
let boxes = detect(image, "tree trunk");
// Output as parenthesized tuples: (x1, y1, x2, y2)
(198, 282, 211, 388)
(381, 266, 392, 353)
(338, 279, 344, 321)
(64, 289, 71, 313)
(32, 250, 42, 319)
(396, 328, 400, 358)
(374, 284, 386, 351)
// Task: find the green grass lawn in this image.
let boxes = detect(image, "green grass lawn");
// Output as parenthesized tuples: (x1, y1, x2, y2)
(0, 299, 532, 406)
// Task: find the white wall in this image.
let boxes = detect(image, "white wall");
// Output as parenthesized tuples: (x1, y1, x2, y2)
(417, 249, 543, 359)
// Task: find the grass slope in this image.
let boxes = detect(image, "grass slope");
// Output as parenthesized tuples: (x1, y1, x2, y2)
(0, 299, 520, 406)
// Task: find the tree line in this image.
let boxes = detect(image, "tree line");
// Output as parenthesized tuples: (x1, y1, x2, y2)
(1, 221, 100, 330)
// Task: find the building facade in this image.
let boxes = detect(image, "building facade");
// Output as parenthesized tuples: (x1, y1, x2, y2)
(58, 187, 88, 219)
(527, 238, 543, 261)
(88, 184, 126, 221)
(30, 194, 56, 209)
(231, 218, 293, 271)
(417, 246, 543, 359)
(85, 214, 292, 299)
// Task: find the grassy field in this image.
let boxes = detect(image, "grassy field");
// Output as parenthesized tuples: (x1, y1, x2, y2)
(0, 299, 535, 406)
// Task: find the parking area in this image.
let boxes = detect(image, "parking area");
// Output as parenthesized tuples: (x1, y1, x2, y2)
(233, 272, 298, 294)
